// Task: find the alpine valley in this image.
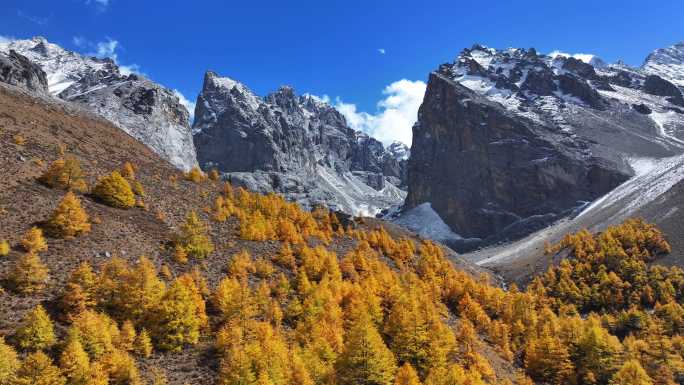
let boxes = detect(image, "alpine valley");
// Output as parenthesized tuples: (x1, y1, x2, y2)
(3, 29, 684, 385)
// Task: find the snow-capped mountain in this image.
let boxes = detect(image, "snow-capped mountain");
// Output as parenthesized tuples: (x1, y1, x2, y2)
(192, 71, 407, 216)
(404, 42, 684, 250)
(644, 41, 684, 87)
(0, 37, 197, 170)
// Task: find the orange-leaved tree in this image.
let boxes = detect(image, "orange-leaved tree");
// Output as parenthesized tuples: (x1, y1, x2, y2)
(46, 191, 91, 238)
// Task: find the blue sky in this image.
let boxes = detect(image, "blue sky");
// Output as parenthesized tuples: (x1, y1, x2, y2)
(1, 0, 683, 144)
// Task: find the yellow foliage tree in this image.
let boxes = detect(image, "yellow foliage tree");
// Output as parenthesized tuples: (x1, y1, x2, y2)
(46, 192, 91, 238)
(9, 252, 49, 294)
(20, 227, 47, 254)
(610, 360, 653, 385)
(59, 337, 91, 385)
(0, 337, 19, 385)
(15, 305, 56, 351)
(118, 320, 136, 352)
(134, 329, 153, 358)
(100, 349, 141, 385)
(336, 314, 397, 385)
(120, 162, 136, 180)
(185, 167, 206, 183)
(0, 240, 9, 257)
(68, 311, 119, 360)
(208, 168, 221, 182)
(12, 351, 66, 385)
(151, 279, 204, 351)
(174, 211, 214, 259)
(92, 171, 135, 209)
(39, 157, 87, 192)
(395, 363, 422, 385)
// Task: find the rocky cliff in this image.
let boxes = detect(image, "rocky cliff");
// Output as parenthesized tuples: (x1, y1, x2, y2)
(405, 43, 684, 248)
(0, 37, 197, 170)
(193, 71, 408, 215)
(0, 50, 48, 94)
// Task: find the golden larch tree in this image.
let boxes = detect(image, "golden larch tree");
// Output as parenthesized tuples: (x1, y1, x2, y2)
(9, 252, 49, 294)
(14, 305, 57, 351)
(12, 351, 66, 385)
(20, 227, 47, 254)
(92, 171, 135, 209)
(47, 191, 91, 238)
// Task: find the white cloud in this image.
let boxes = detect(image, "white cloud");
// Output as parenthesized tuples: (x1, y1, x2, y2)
(0, 35, 15, 45)
(78, 37, 142, 75)
(378, 48, 386, 55)
(72, 36, 87, 47)
(335, 79, 426, 146)
(94, 38, 119, 60)
(173, 89, 196, 122)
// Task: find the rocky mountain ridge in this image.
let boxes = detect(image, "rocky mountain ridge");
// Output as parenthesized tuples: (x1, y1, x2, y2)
(404, 41, 684, 250)
(0, 37, 197, 170)
(192, 71, 409, 216)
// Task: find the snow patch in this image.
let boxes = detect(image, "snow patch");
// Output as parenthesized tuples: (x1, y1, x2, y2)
(394, 202, 463, 242)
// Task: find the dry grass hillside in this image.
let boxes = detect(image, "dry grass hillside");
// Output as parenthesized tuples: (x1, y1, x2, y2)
(0, 84, 508, 384)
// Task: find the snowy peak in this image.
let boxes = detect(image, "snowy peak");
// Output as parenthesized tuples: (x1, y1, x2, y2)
(643, 41, 684, 87)
(0, 36, 118, 95)
(0, 37, 198, 170)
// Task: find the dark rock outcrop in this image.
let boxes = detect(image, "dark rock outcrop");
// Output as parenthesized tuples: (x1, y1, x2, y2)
(404, 43, 684, 246)
(406, 72, 628, 241)
(0, 50, 48, 93)
(643, 75, 684, 106)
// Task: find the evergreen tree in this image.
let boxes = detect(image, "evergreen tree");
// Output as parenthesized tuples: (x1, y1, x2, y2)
(336, 314, 397, 385)
(20, 227, 47, 254)
(46, 192, 91, 238)
(8, 252, 49, 294)
(92, 171, 135, 209)
(14, 305, 56, 351)
(12, 351, 66, 385)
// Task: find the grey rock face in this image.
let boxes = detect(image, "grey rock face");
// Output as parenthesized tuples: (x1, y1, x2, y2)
(0, 37, 197, 170)
(643, 41, 684, 87)
(406, 44, 684, 246)
(193, 71, 408, 215)
(0, 50, 48, 93)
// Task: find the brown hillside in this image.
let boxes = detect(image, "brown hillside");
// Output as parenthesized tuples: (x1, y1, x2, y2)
(0, 84, 500, 384)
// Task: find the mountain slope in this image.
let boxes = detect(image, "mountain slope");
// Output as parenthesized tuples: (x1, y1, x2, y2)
(0, 83, 504, 384)
(0, 37, 197, 170)
(405, 43, 684, 251)
(192, 71, 408, 216)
